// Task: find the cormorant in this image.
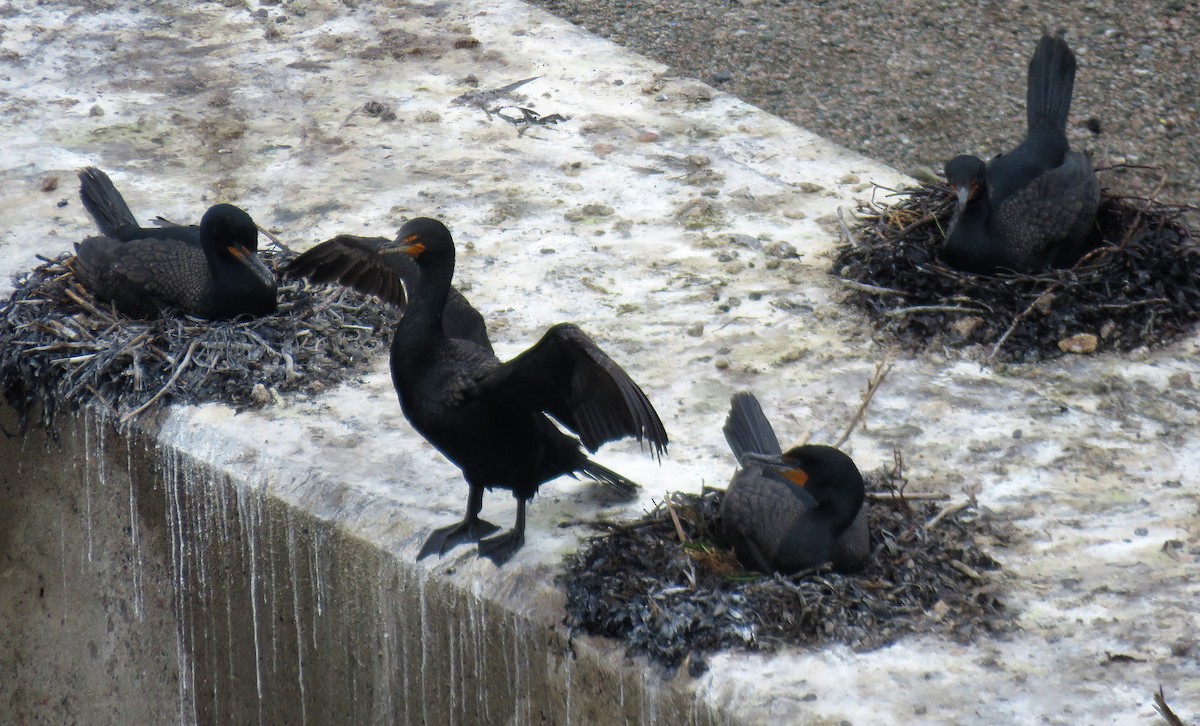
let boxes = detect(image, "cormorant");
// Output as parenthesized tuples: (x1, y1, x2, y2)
(720, 392, 868, 574)
(287, 217, 668, 565)
(73, 167, 277, 319)
(941, 34, 1100, 274)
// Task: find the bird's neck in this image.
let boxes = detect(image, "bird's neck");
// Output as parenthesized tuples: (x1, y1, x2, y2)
(815, 490, 863, 536)
(390, 260, 453, 370)
(948, 185, 991, 239)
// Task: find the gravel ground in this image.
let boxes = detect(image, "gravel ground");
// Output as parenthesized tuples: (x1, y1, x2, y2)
(527, 0, 1198, 216)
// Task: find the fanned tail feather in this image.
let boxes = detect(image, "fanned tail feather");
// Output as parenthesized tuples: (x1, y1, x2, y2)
(723, 391, 783, 461)
(78, 167, 138, 237)
(1026, 33, 1076, 136)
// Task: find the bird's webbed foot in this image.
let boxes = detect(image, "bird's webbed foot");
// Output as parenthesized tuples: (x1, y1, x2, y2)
(417, 517, 501, 560)
(477, 528, 526, 566)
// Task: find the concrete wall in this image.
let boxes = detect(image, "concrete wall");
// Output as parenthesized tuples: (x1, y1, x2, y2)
(0, 408, 178, 723)
(0, 406, 740, 725)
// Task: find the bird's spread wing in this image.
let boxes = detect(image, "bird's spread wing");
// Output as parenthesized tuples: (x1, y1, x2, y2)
(466, 323, 668, 457)
(286, 235, 412, 307)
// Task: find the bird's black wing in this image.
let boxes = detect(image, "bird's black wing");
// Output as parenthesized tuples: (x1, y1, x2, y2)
(443, 287, 493, 353)
(286, 235, 410, 307)
(994, 152, 1099, 262)
(465, 323, 668, 457)
(73, 235, 209, 315)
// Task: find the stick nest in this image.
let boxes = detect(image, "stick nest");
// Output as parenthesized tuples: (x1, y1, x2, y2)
(832, 182, 1200, 362)
(562, 462, 1012, 672)
(0, 249, 397, 427)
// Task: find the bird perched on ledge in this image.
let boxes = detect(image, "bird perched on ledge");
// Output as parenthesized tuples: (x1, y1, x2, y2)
(720, 392, 869, 575)
(73, 167, 277, 319)
(287, 217, 668, 565)
(941, 34, 1100, 274)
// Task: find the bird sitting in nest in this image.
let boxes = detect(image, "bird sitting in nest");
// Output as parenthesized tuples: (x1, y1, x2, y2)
(72, 167, 277, 319)
(720, 392, 869, 575)
(287, 217, 669, 565)
(941, 33, 1100, 274)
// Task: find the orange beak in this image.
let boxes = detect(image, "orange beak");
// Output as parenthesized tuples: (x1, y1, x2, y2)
(397, 234, 425, 257)
(226, 244, 252, 262)
(781, 468, 809, 488)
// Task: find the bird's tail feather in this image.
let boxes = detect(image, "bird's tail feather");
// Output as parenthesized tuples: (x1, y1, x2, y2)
(723, 391, 783, 461)
(579, 459, 640, 499)
(79, 167, 138, 237)
(1026, 33, 1076, 136)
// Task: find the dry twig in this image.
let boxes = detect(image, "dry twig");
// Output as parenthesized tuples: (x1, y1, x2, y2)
(1153, 686, 1186, 726)
(833, 357, 892, 448)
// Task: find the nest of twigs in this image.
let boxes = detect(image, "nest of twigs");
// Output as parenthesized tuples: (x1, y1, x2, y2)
(562, 459, 1011, 671)
(833, 181, 1200, 362)
(0, 248, 396, 428)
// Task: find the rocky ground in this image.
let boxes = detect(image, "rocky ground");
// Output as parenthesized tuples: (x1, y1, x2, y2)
(527, 0, 1198, 216)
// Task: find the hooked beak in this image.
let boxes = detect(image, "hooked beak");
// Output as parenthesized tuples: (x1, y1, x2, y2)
(740, 452, 809, 488)
(228, 244, 275, 284)
(396, 233, 425, 257)
(226, 244, 252, 262)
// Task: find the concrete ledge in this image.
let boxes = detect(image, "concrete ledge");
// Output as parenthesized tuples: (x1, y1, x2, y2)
(2, 0, 1198, 724)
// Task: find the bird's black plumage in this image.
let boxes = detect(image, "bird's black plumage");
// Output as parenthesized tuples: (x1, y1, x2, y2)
(287, 217, 668, 565)
(72, 167, 277, 319)
(720, 392, 868, 575)
(941, 34, 1100, 274)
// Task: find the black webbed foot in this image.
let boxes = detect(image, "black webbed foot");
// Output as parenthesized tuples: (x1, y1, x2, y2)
(417, 517, 501, 559)
(477, 528, 526, 566)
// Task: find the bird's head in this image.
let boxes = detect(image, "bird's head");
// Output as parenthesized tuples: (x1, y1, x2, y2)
(944, 155, 988, 208)
(201, 203, 264, 266)
(393, 217, 454, 262)
(774, 445, 864, 510)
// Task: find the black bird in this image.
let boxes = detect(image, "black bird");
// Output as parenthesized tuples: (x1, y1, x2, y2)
(941, 34, 1100, 274)
(720, 392, 868, 575)
(287, 217, 669, 565)
(73, 167, 277, 319)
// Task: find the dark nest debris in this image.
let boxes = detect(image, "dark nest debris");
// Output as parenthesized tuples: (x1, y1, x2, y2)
(832, 181, 1200, 362)
(562, 461, 1011, 671)
(0, 248, 397, 428)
